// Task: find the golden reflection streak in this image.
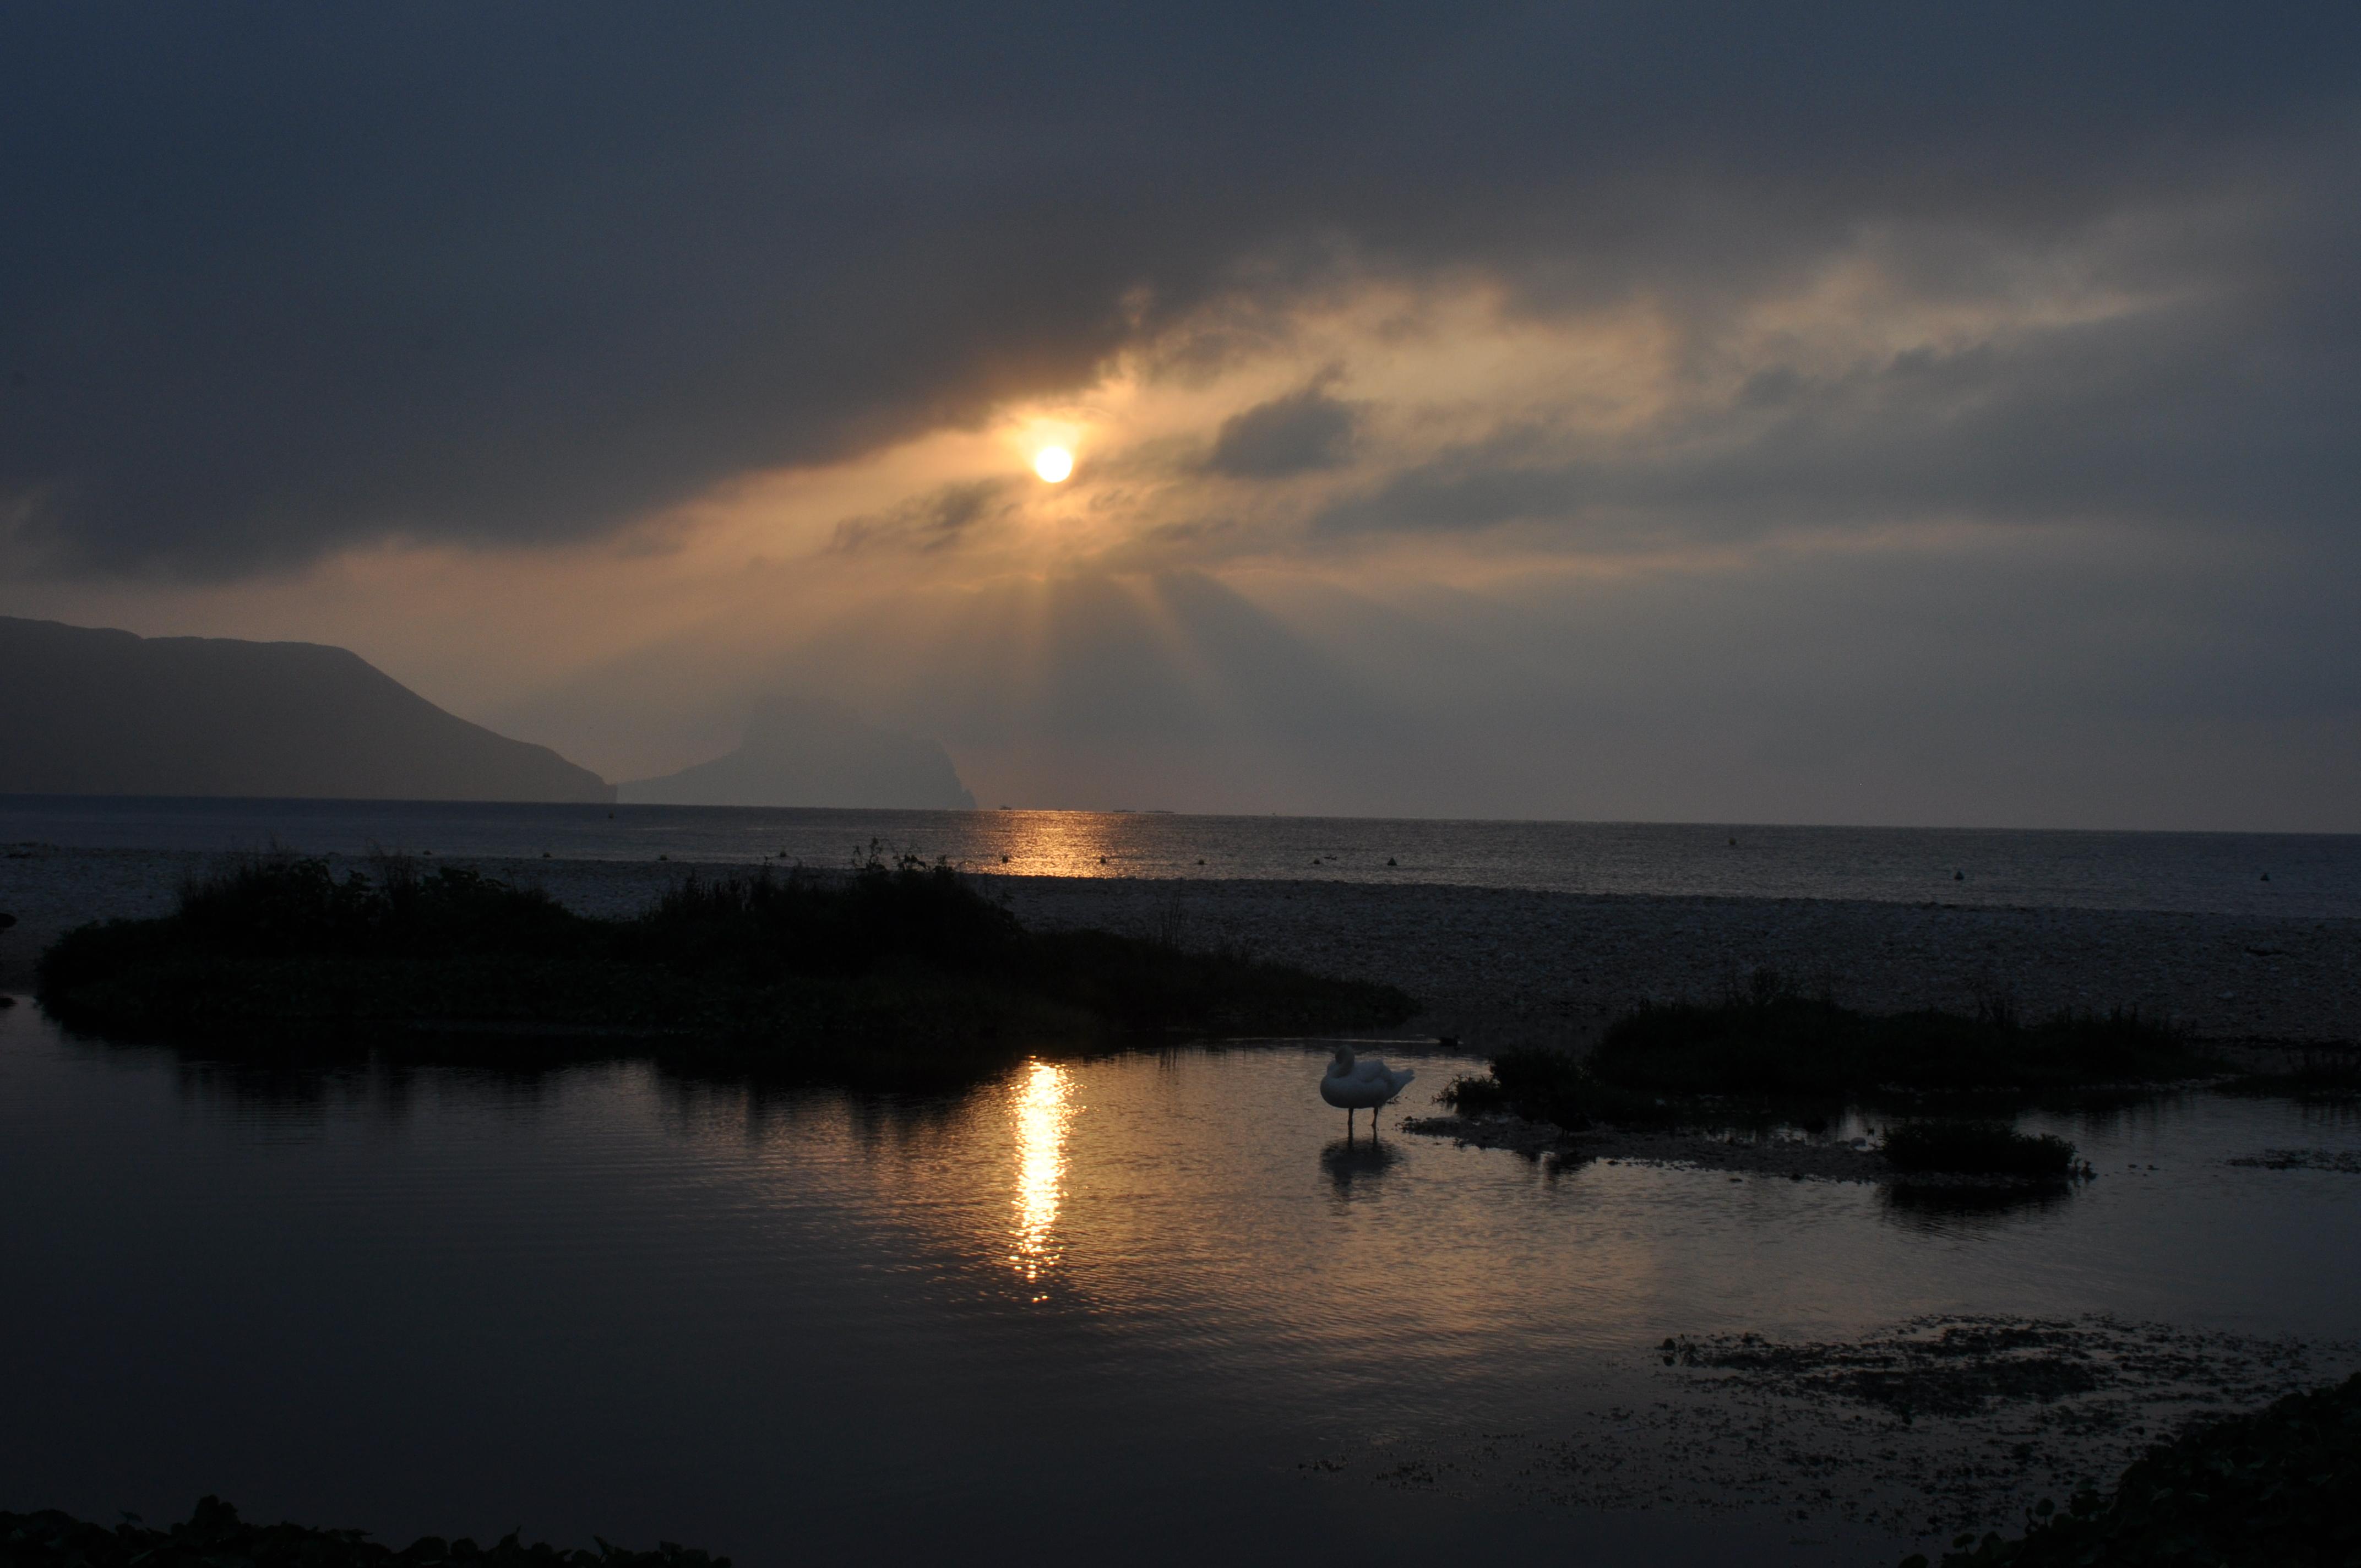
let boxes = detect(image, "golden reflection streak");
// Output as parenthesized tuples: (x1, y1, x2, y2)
(993, 809, 1127, 877)
(1008, 1058, 1076, 1299)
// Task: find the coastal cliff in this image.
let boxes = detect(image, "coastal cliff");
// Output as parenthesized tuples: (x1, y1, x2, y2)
(0, 616, 613, 803)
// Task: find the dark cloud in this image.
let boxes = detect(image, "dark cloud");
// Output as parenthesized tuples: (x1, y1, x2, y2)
(831, 479, 1016, 554)
(1207, 382, 1360, 477)
(1312, 214, 2361, 549)
(3, 3, 2357, 574)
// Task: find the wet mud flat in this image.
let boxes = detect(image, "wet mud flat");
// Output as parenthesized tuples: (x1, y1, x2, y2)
(1297, 1313, 2355, 1555)
(1559, 1315, 2348, 1540)
(2227, 1147, 2361, 1173)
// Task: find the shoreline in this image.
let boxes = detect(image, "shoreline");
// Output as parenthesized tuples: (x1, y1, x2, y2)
(3, 843, 2358, 1047)
(1404, 1111, 1895, 1180)
(1402, 1112, 2125, 1186)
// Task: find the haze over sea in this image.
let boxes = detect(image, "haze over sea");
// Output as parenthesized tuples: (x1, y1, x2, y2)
(3, 794, 2353, 919)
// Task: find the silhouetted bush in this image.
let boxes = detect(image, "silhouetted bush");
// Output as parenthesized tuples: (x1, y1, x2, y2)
(1441, 1047, 1669, 1129)
(1590, 974, 2199, 1098)
(1881, 1121, 2077, 1177)
(627, 859, 1026, 981)
(1903, 1370, 2361, 1566)
(1586, 987, 2191, 1096)
(34, 854, 1416, 1077)
(1441, 974, 2207, 1130)
(0, 1494, 721, 1567)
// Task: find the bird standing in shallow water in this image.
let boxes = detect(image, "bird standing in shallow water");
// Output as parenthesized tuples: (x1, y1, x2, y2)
(1320, 1046, 1415, 1136)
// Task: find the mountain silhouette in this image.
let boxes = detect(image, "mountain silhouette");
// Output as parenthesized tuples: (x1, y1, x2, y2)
(620, 696, 974, 809)
(0, 616, 612, 802)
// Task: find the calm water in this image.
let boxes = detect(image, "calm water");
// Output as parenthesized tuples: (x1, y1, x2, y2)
(3, 794, 2355, 917)
(6, 1000, 2360, 1566)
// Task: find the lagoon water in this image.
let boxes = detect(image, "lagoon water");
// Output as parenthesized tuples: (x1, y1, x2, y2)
(6, 1000, 2360, 1567)
(3, 794, 2356, 917)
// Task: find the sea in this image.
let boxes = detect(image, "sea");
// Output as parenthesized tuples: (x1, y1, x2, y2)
(6, 794, 2361, 1565)
(1, 793, 2355, 918)
(5, 1007, 2359, 1568)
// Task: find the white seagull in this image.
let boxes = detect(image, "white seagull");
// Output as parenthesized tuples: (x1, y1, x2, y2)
(1320, 1045, 1416, 1135)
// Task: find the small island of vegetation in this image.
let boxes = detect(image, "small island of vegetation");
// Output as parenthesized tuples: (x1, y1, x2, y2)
(1436, 971, 2208, 1174)
(1449, 972, 2204, 1117)
(34, 852, 1417, 1081)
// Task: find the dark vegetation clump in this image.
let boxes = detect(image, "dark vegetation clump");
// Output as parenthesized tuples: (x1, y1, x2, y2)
(1903, 1369, 2361, 1566)
(1881, 1122, 2079, 1178)
(34, 852, 1415, 1079)
(1591, 972, 2199, 1099)
(1443, 972, 2204, 1131)
(0, 1495, 721, 1567)
(1440, 1046, 1667, 1128)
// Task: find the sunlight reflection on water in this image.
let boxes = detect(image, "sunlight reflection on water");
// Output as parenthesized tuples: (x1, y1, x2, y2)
(8, 1007, 2361, 1567)
(994, 808, 1125, 876)
(1008, 1058, 1074, 1297)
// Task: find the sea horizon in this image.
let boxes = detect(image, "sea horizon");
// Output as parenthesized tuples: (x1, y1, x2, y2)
(6, 792, 2355, 920)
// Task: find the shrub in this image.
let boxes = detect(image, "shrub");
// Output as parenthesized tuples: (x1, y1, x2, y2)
(625, 861, 1026, 980)
(1439, 1048, 1674, 1129)
(33, 853, 1418, 1070)
(1588, 975, 2198, 1098)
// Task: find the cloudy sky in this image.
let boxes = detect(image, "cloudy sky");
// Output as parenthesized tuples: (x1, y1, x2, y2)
(4, 3, 2357, 829)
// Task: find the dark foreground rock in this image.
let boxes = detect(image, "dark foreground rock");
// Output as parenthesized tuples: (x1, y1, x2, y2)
(1902, 1368, 2361, 1566)
(0, 1496, 722, 1567)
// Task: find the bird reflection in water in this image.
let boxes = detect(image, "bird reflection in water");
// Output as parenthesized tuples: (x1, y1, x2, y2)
(1008, 1058, 1076, 1300)
(1320, 1135, 1402, 1195)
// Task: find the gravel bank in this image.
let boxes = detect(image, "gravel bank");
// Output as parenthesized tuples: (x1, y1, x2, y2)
(3, 844, 2357, 1046)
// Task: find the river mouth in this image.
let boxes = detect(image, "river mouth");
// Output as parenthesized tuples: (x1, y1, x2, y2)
(4, 1001, 2358, 1566)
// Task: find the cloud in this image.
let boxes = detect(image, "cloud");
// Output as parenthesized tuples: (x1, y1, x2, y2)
(1298, 209, 2361, 552)
(1206, 381, 1360, 477)
(4, 5, 2359, 831)
(831, 478, 1019, 554)
(1, 4, 2355, 574)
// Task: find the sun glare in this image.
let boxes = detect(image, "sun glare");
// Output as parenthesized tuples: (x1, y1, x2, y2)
(1032, 445, 1074, 483)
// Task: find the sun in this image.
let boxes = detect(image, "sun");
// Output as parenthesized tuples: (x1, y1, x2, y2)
(1032, 445, 1074, 483)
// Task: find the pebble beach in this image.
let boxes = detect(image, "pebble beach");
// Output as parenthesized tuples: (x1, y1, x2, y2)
(3, 843, 2355, 1049)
